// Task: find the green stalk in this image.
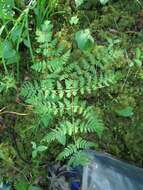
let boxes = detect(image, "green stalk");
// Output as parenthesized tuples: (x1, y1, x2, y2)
(25, 14, 34, 62)
(16, 18, 26, 81)
(2, 57, 8, 75)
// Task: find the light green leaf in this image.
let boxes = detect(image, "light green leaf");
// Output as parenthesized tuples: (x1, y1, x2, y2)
(0, 40, 19, 64)
(32, 150, 37, 159)
(75, 0, 84, 7)
(75, 29, 94, 51)
(31, 142, 37, 149)
(11, 24, 23, 42)
(70, 16, 79, 25)
(0, 25, 5, 35)
(135, 48, 141, 59)
(115, 106, 134, 117)
(37, 145, 47, 152)
(99, 0, 109, 5)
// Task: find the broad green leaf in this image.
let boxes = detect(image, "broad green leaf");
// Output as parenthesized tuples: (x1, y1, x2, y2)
(99, 0, 109, 5)
(11, 24, 23, 42)
(0, 40, 19, 64)
(75, 29, 94, 51)
(115, 106, 134, 117)
(15, 180, 29, 190)
(75, 0, 84, 7)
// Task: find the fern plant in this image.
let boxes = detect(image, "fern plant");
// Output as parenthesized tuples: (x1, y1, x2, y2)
(20, 20, 123, 166)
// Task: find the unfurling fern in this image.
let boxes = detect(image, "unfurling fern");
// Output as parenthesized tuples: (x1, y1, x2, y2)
(20, 20, 124, 166)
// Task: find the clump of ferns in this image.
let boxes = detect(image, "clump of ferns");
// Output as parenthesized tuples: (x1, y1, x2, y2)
(21, 20, 124, 166)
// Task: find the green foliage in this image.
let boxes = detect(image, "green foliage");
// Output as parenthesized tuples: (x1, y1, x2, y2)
(0, 74, 16, 92)
(75, 0, 109, 7)
(15, 181, 29, 190)
(75, 0, 85, 7)
(20, 20, 125, 166)
(0, 0, 35, 82)
(0, 144, 14, 165)
(133, 48, 143, 67)
(31, 142, 47, 159)
(0, 0, 14, 20)
(70, 16, 79, 25)
(34, 0, 58, 27)
(75, 29, 94, 51)
(21, 20, 105, 165)
(15, 180, 42, 190)
(57, 138, 94, 160)
(0, 40, 19, 65)
(100, 0, 109, 5)
(0, 0, 143, 186)
(115, 106, 134, 117)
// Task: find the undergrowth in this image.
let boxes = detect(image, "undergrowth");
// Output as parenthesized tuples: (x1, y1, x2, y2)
(0, 0, 143, 188)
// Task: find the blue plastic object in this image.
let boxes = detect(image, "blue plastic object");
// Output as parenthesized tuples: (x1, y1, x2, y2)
(48, 151, 143, 190)
(0, 183, 11, 190)
(71, 181, 80, 190)
(81, 151, 143, 190)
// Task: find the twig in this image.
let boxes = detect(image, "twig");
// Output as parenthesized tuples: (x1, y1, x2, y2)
(0, 111, 28, 116)
(0, 107, 7, 112)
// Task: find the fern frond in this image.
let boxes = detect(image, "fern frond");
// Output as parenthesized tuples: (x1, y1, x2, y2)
(43, 120, 78, 144)
(20, 81, 38, 98)
(43, 128, 66, 145)
(47, 50, 70, 72)
(68, 150, 90, 167)
(57, 144, 77, 160)
(98, 72, 116, 88)
(31, 60, 46, 73)
(81, 107, 104, 135)
(57, 138, 95, 160)
(76, 137, 95, 149)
